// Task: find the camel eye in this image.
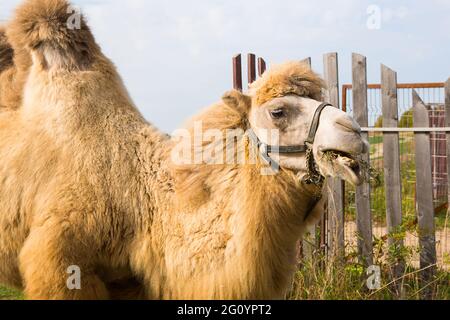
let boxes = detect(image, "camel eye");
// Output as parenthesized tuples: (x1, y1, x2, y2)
(270, 109, 285, 119)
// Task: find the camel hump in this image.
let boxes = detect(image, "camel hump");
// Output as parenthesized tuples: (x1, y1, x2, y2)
(6, 0, 99, 70)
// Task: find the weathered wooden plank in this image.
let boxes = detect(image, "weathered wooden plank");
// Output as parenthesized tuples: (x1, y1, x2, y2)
(352, 53, 373, 266)
(301, 56, 316, 261)
(232, 54, 243, 91)
(361, 127, 450, 133)
(381, 65, 404, 288)
(298, 57, 325, 262)
(413, 90, 437, 300)
(258, 58, 267, 77)
(319, 213, 327, 262)
(301, 53, 322, 256)
(324, 53, 340, 106)
(445, 78, 450, 226)
(301, 57, 312, 68)
(302, 226, 316, 262)
(342, 83, 445, 91)
(247, 53, 257, 86)
(324, 52, 345, 259)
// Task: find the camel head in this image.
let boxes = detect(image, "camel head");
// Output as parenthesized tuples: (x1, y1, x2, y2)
(228, 61, 369, 186)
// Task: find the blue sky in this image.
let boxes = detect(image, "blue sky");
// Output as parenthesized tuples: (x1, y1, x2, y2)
(1, 0, 449, 132)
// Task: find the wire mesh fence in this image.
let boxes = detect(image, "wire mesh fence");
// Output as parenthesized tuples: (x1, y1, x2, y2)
(343, 84, 448, 269)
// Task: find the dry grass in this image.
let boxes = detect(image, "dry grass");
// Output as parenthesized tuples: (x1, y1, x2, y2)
(289, 247, 449, 300)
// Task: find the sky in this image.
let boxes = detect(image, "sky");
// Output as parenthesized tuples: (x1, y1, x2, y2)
(1, 0, 449, 132)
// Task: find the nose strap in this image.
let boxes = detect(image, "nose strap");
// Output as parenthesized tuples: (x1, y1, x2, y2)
(248, 130, 308, 155)
(304, 102, 332, 147)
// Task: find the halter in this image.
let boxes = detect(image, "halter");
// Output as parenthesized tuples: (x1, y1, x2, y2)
(248, 102, 332, 186)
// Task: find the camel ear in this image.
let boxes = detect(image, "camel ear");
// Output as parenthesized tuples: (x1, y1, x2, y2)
(222, 90, 252, 115)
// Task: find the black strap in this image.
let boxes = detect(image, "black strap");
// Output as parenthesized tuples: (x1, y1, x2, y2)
(268, 144, 308, 153)
(248, 130, 308, 156)
(305, 102, 332, 147)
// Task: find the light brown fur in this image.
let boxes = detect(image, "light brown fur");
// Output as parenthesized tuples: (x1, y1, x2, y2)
(250, 61, 326, 106)
(0, 0, 325, 300)
(0, 26, 23, 110)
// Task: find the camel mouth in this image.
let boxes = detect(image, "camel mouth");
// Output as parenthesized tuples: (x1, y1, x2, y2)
(321, 150, 363, 186)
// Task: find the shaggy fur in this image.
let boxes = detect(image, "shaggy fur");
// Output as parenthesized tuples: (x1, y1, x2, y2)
(0, 28, 13, 72)
(250, 61, 326, 106)
(6, 0, 99, 70)
(0, 0, 325, 300)
(0, 26, 21, 110)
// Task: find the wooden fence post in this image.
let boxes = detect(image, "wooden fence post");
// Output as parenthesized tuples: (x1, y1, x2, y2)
(324, 53, 345, 260)
(445, 78, 450, 229)
(302, 55, 329, 259)
(258, 58, 267, 77)
(301, 57, 317, 261)
(413, 90, 437, 300)
(233, 54, 243, 91)
(352, 53, 373, 266)
(247, 53, 257, 86)
(381, 65, 404, 294)
(301, 57, 312, 68)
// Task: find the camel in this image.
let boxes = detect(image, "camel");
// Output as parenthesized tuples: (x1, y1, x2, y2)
(0, 0, 368, 300)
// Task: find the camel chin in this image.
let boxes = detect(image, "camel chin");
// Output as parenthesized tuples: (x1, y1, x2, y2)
(317, 151, 364, 186)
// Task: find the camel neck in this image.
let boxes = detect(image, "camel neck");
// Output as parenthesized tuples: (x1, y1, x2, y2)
(229, 166, 317, 297)
(130, 125, 321, 299)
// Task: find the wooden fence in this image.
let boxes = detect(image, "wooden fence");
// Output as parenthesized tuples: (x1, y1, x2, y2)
(232, 53, 450, 299)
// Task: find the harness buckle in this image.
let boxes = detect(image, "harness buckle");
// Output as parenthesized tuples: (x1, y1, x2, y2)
(259, 143, 269, 157)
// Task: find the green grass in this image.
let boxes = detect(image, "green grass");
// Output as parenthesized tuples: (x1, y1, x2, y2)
(345, 157, 418, 224)
(436, 213, 449, 229)
(369, 135, 383, 145)
(289, 259, 450, 300)
(289, 237, 450, 300)
(0, 286, 24, 300)
(346, 132, 450, 229)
